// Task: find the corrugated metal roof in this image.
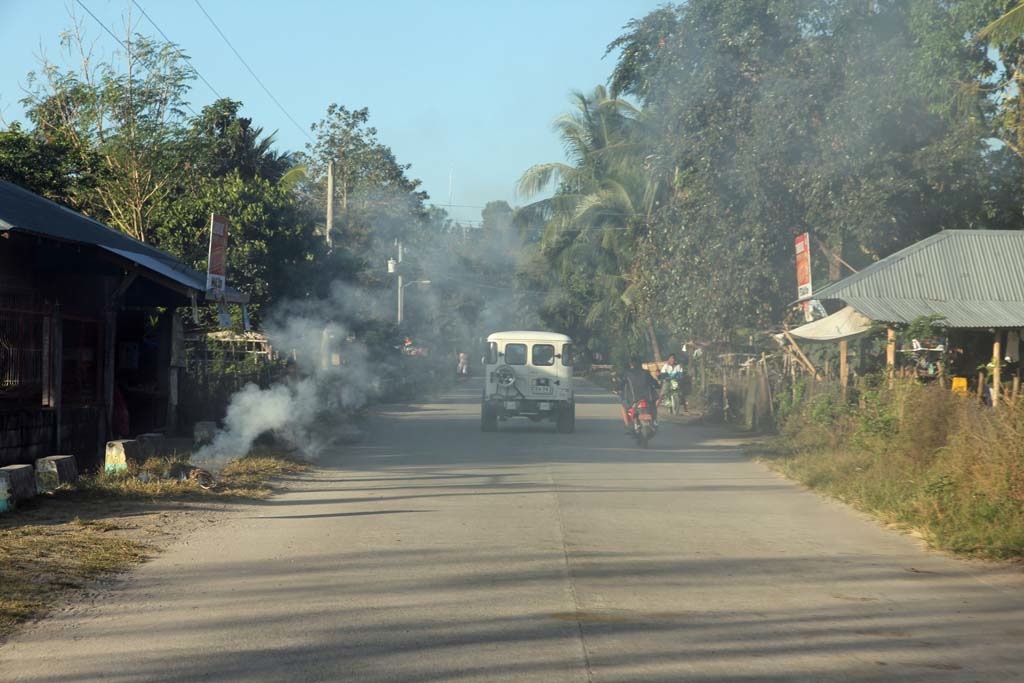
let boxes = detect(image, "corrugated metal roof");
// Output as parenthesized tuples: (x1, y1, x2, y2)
(810, 230, 1024, 328)
(0, 180, 247, 304)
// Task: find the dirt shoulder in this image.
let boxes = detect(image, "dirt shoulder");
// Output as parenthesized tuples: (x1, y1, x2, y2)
(0, 454, 308, 643)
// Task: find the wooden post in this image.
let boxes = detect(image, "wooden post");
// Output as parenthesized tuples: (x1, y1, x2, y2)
(886, 327, 896, 372)
(103, 310, 116, 435)
(53, 308, 62, 451)
(839, 338, 848, 400)
(761, 352, 774, 422)
(782, 330, 820, 380)
(993, 334, 1002, 408)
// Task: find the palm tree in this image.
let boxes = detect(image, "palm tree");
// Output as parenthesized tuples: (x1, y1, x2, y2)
(516, 86, 668, 360)
(976, 4, 1024, 159)
(977, 3, 1024, 44)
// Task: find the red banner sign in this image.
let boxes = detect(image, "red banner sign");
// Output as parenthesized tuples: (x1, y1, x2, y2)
(795, 232, 813, 321)
(207, 214, 229, 295)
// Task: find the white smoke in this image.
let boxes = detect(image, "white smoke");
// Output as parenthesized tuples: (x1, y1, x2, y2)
(193, 285, 383, 468)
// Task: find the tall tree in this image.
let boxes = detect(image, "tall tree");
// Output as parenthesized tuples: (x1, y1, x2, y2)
(300, 104, 428, 261)
(23, 20, 192, 242)
(517, 86, 661, 359)
(604, 0, 1009, 341)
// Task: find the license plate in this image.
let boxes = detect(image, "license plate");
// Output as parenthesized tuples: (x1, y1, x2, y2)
(538, 402, 550, 411)
(533, 385, 553, 394)
(504, 401, 517, 410)
(639, 413, 653, 422)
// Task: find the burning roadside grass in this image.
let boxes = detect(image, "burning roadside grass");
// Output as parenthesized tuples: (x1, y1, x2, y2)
(0, 449, 308, 641)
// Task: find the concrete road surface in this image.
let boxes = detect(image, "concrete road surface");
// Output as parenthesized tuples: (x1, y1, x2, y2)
(2, 380, 1023, 682)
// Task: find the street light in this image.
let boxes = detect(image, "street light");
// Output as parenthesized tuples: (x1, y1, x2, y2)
(398, 280, 430, 324)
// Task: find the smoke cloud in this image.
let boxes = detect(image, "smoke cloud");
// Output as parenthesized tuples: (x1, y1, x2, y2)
(193, 284, 382, 469)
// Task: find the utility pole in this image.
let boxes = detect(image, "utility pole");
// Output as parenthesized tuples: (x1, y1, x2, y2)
(325, 161, 334, 248)
(396, 240, 403, 325)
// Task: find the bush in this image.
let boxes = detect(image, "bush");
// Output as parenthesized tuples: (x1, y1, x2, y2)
(765, 377, 1024, 558)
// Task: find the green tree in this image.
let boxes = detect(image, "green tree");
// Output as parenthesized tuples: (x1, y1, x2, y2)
(605, 0, 1009, 342)
(22, 23, 192, 241)
(300, 104, 428, 262)
(517, 86, 660, 359)
(0, 122, 99, 205)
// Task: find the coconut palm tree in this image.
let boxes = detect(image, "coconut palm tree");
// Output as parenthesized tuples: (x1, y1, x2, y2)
(516, 86, 668, 360)
(977, 3, 1024, 43)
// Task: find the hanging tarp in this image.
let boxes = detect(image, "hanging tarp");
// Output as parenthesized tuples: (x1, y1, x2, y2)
(787, 306, 873, 342)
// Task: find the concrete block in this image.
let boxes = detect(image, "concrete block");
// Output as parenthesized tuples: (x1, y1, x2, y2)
(105, 440, 144, 473)
(0, 476, 11, 513)
(193, 421, 218, 447)
(0, 464, 36, 501)
(36, 455, 79, 491)
(136, 433, 166, 460)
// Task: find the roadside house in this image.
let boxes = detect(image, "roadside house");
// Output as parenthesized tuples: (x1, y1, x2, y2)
(0, 179, 247, 470)
(790, 230, 1024, 402)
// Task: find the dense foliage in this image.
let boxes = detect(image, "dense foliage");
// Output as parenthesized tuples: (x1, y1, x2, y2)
(0, 19, 490, 338)
(519, 0, 1024, 359)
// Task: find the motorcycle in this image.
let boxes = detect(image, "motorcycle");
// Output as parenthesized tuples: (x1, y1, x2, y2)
(627, 398, 658, 448)
(659, 372, 686, 416)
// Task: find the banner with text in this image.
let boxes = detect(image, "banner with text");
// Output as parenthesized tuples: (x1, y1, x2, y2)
(795, 232, 813, 322)
(207, 213, 229, 296)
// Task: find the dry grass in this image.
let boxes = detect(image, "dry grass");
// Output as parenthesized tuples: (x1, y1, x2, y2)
(0, 519, 151, 637)
(0, 450, 309, 640)
(759, 380, 1024, 559)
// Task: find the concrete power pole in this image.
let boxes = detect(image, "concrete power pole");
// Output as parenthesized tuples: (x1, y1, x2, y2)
(396, 241, 404, 325)
(326, 161, 334, 248)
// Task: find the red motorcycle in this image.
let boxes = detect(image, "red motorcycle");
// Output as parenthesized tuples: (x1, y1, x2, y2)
(627, 398, 658, 448)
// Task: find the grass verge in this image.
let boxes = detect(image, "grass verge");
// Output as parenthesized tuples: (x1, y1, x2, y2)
(757, 379, 1024, 559)
(0, 450, 309, 640)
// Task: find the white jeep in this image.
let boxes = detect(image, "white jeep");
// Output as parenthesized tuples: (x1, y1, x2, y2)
(481, 331, 575, 433)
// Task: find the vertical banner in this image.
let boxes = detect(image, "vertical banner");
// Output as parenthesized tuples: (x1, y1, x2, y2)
(206, 214, 229, 296)
(795, 232, 813, 322)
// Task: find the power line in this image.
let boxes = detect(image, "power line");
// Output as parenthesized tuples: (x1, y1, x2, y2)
(192, 0, 313, 143)
(74, 0, 199, 116)
(132, 0, 222, 100)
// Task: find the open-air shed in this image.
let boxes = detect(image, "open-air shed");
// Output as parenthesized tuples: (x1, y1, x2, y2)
(0, 179, 248, 470)
(792, 229, 1024, 404)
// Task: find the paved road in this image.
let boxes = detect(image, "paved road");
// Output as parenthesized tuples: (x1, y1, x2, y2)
(3, 381, 1023, 682)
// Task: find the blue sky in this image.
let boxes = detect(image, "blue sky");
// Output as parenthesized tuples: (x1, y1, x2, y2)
(0, 0, 659, 224)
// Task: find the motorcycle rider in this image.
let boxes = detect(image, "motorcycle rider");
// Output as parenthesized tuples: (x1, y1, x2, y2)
(659, 353, 686, 412)
(618, 356, 660, 433)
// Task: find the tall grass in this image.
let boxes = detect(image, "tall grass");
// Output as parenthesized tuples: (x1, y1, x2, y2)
(763, 378, 1024, 558)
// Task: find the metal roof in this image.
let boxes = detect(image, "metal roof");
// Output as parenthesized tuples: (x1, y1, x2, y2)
(0, 180, 248, 304)
(810, 230, 1024, 328)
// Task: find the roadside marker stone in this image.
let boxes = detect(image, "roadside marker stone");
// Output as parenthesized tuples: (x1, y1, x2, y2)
(105, 440, 144, 473)
(36, 455, 79, 491)
(0, 464, 36, 501)
(0, 476, 11, 513)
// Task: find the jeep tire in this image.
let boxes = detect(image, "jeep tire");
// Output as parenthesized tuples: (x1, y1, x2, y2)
(556, 403, 575, 434)
(481, 403, 498, 432)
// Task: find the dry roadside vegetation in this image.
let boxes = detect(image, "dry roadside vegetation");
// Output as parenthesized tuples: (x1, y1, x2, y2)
(0, 450, 308, 640)
(758, 378, 1024, 559)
